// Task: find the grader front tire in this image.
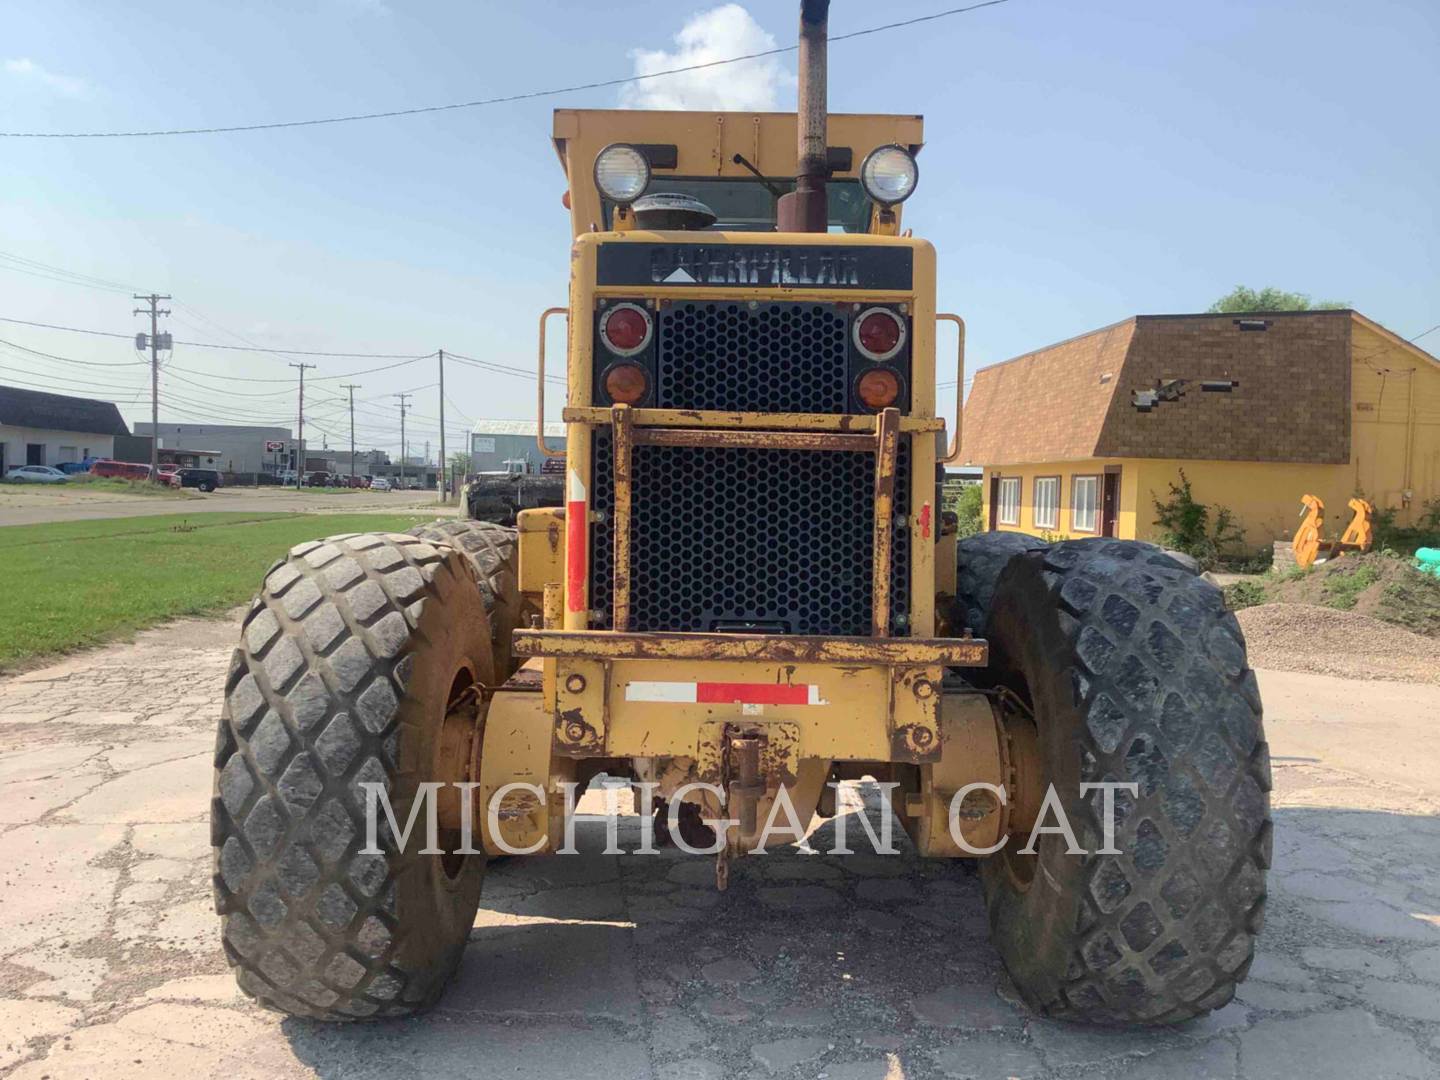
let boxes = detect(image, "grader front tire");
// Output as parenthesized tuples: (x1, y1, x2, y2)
(406, 518, 524, 672)
(212, 532, 497, 1021)
(978, 539, 1271, 1025)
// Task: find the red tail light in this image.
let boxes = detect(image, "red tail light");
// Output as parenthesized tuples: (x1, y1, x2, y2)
(600, 303, 652, 355)
(854, 308, 905, 361)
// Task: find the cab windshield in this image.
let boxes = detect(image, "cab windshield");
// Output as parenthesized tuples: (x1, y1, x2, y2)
(602, 177, 872, 233)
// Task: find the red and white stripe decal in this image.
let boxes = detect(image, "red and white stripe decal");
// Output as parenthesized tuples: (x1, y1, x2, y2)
(625, 681, 828, 705)
(566, 469, 587, 613)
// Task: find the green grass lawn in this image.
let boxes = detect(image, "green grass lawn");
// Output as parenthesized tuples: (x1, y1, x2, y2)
(1, 476, 198, 498)
(0, 511, 439, 669)
(69, 476, 198, 497)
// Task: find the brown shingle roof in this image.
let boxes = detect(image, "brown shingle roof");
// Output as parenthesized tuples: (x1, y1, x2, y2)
(959, 319, 1134, 466)
(961, 311, 1355, 467)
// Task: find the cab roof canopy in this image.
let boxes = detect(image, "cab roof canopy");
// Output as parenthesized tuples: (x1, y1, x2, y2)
(552, 108, 923, 234)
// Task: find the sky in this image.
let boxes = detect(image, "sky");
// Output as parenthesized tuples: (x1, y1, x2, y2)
(1, 0, 1436, 460)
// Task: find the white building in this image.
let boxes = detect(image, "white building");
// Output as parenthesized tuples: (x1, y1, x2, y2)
(133, 422, 292, 477)
(0, 385, 128, 474)
(470, 419, 567, 472)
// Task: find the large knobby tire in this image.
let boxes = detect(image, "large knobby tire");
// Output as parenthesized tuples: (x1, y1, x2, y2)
(979, 538, 1271, 1024)
(211, 532, 498, 1020)
(953, 531, 1048, 636)
(407, 519, 523, 674)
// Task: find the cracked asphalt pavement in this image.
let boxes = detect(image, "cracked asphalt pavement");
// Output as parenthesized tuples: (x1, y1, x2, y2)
(2, 614, 1438, 1078)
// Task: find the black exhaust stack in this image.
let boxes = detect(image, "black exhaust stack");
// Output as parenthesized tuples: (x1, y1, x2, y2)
(776, 0, 830, 233)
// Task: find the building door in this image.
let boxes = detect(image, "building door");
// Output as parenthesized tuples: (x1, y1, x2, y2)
(26, 443, 44, 466)
(988, 475, 1000, 530)
(1102, 469, 1121, 537)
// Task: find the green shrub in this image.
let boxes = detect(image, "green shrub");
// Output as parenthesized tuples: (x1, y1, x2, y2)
(1152, 470, 1246, 570)
(1224, 580, 1267, 611)
(1372, 499, 1440, 556)
(952, 483, 983, 539)
(1322, 562, 1381, 610)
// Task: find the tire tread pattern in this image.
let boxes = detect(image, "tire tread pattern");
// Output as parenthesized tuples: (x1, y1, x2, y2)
(212, 531, 497, 1021)
(970, 537, 1271, 1024)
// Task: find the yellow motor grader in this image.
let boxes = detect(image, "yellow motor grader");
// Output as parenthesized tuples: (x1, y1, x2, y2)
(211, 1, 1269, 1026)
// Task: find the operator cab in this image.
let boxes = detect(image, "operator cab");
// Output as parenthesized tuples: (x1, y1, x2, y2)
(592, 139, 918, 233)
(552, 109, 925, 238)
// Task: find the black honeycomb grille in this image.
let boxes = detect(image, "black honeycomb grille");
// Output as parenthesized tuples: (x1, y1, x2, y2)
(656, 301, 849, 413)
(590, 433, 910, 636)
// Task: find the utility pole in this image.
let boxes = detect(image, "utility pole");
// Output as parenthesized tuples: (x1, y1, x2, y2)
(132, 293, 171, 476)
(437, 349, 446, 502)
(341, 383, 361, 482)
(396, 392, 412, 489)
(290, 363, 316, 488)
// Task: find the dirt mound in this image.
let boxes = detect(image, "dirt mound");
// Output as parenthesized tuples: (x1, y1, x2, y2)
(1236, 602, 1440, 684)
(1230, 553, 1440, 638)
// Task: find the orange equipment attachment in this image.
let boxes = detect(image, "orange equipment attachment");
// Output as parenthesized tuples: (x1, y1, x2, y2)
(1293, 495, 1324, 569)
(1292, 494, 1374, 569)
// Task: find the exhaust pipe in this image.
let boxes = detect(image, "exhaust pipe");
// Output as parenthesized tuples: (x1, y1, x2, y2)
(777, 0, 829, 233)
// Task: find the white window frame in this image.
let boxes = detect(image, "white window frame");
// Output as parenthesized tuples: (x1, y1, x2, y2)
(997, 476, 1021, 526)
(1033, 476, 1060, 530)
(1071, 475, 1100, 534)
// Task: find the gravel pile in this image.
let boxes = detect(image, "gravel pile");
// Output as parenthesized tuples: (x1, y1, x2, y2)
(1236, 602, 1440, 683)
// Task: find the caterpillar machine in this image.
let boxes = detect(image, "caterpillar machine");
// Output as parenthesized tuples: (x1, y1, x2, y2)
(212, 0, 1270, 1027)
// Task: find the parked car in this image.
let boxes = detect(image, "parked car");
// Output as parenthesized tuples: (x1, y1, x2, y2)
(156, 465, 183, 489)
(91, 459, 155, 481)
(305, 472, 332, 487)
(370, 477, 392, 491)
(4, 465, 69, 484)
(177, 467, 223, 493)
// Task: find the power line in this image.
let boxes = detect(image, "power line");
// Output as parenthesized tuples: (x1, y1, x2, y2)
(0, 249, 142, 292)
(0, 1, 1013, 139)
(0, 336, 145, 368)
(168, 354, 432, 382)
(1409, 323, 1440, 343)
(0, 314, 435, 360)
(448, 350, 564, 385)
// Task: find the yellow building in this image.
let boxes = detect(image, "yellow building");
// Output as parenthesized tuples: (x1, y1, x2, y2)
(959, 310, 1440, 548)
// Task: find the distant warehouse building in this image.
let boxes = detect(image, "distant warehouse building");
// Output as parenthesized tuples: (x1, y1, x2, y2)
(0, 385, 129, 474)
(470, 419, 567, 472)
(960, 310, 1440, 547)
(133, 422, 293, 477)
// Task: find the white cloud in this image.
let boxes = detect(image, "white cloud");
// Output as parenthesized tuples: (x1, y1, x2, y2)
(621, 4, 794, 111)
(4, 58, 88, 98)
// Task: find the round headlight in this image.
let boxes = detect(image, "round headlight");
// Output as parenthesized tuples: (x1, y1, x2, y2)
(860, 145, 919, 207)
(594, 144, 651, 205)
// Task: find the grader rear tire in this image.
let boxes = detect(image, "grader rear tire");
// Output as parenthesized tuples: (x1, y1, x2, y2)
(211, 532, 498, 1020)
(407, 519, 524, 674)
(977, 539, 1271, 1024)
(953, 531, 1048, 636)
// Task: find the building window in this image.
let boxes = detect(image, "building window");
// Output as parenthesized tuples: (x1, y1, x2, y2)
(1033, 476, 1060, 530)
(1072, 475, 1100, 533)
(997, 476, 1021, 526)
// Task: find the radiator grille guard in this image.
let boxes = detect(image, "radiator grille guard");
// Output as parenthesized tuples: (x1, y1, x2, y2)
(656, 302, 850, 413)
(591, 432, 911, 635)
